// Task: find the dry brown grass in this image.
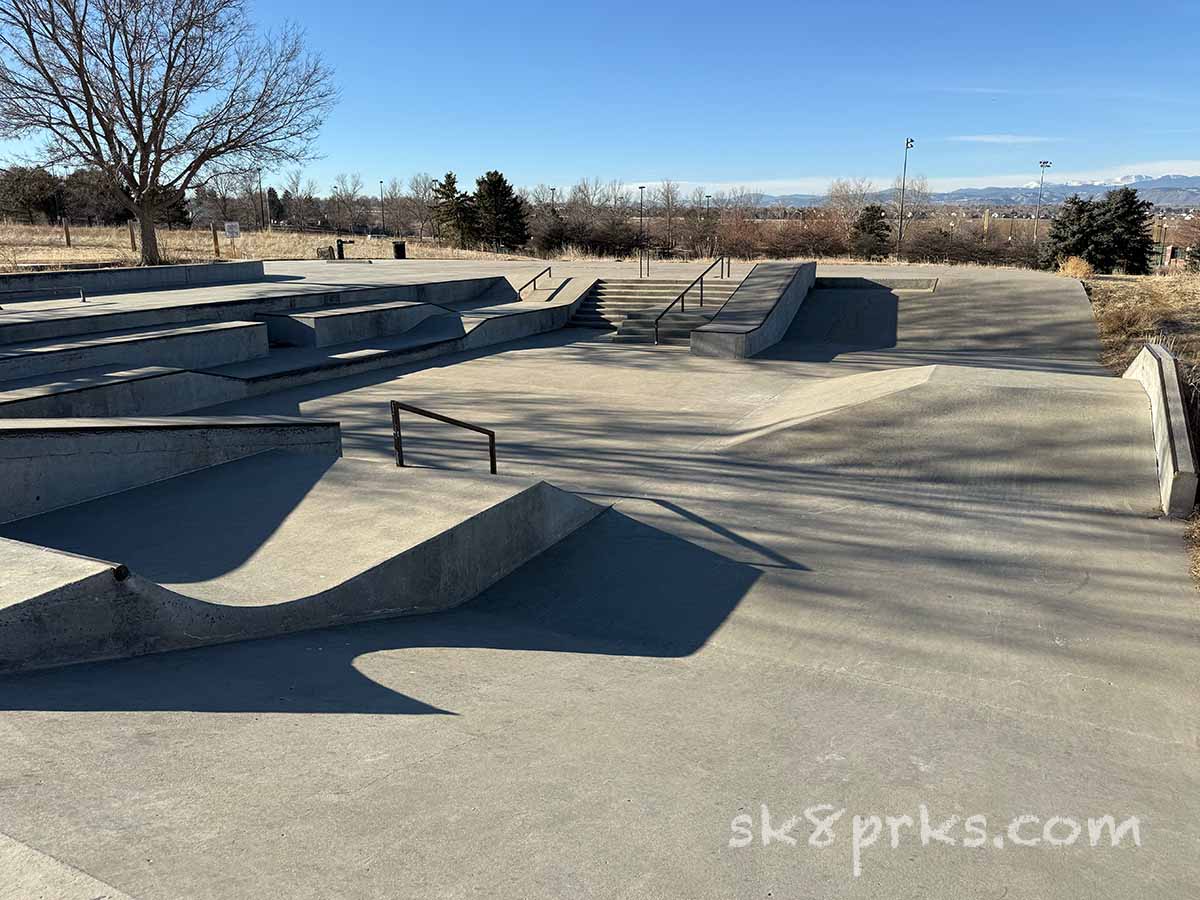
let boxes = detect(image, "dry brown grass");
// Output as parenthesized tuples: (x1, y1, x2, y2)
(1085, 273, 1200, 373)
(0, 222, 534, 270)
(1058, 256, 1095, 279)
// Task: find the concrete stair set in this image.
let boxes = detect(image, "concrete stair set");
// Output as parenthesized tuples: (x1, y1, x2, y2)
(570, 279, 740, 345)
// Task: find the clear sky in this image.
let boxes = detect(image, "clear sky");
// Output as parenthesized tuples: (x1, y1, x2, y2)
(10, 0, 1200, 195)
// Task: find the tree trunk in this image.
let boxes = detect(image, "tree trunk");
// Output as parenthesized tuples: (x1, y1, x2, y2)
(137, 209, 161, 265)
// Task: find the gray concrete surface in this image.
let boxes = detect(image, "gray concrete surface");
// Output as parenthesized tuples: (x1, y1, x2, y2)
(0, 416, 340, 522)
(0, 263, 1195, 899)
(1123, 343, 1198, 517)
(691, 261, 816, 357)
(0, 453, 603, 672)
(0, 259, 263, 299)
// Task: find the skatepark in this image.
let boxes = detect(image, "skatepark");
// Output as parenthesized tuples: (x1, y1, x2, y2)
(0, 257, 1196, 898)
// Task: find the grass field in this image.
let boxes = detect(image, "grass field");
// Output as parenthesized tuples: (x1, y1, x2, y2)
(0, 223, 534, 269)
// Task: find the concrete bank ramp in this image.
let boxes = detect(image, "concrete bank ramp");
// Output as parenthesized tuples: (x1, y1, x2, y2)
(716, 364, 1161, 514)
(0, 452, 603, 672)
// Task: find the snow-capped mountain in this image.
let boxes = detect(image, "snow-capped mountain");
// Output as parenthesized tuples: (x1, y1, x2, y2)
(760, 175, 1200, 207)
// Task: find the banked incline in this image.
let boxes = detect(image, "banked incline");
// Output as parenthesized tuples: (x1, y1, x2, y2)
(0, 452, 604, 672)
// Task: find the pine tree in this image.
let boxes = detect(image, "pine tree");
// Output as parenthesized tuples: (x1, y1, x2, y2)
(1098, 187, 1154, 275)
(474, 171, 529, 251)
(850, 204, 891, 259)
(1041, 195, 1106, 270)
(432, 172, 477, 248)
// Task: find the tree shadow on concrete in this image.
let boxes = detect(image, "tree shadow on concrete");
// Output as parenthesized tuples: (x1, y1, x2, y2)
(0, 453, 336, 584)
(0, 509, 761, 715)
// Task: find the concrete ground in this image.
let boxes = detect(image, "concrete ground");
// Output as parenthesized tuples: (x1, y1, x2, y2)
(1, 264, 1197, 898)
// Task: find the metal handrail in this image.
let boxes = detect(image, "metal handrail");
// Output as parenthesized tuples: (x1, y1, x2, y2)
(390, 400, 497, 474)
(653, 256, 728, 345)
(517, 265, 552, 296)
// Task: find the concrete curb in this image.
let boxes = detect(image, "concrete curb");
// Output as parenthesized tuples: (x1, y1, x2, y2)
(1123, 343, 1198, 517)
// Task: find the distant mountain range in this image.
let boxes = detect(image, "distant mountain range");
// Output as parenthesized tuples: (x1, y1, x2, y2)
(760, 174, 1200, 208)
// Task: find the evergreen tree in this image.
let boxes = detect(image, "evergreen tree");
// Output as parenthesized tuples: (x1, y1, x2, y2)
(850, 204, 890, 259)
(1098, 187, 1154, 275)
(1041, 195, 1106, 269)
(432, 172, 477, 248)
(474, 171, 529, 251)
(0, 165, 62, 223)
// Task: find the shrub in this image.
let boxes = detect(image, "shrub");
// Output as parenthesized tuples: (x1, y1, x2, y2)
(1058, 256, 1095, 279)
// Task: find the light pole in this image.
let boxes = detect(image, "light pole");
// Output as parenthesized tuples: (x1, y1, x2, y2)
(897, 137, 914, 258)
(638, 185, 646, 276)
(550, 186, 556, 214)
(1161, 216, 1170, 266)
(1033, 160, 1052, 246)
(379, 180, 386, 235)
(705, 194, 713, 257)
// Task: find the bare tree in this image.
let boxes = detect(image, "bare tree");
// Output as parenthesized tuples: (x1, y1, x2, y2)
(329, 172, 363, 231)
(0, 0, 336, 263)
(890, 174, 931, 225)
(283, 169, 320, 227)
(382, 176, 404, 235)
(404, 173, 436, 239)
(826, 178, 876, 243)
(655, 179, 681, 252)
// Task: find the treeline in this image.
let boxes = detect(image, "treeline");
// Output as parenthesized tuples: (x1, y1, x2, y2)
(0, 165, 187, 227)
(4, 161, 1194, 273)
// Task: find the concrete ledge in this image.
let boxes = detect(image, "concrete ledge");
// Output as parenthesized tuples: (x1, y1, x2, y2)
(0, 260, 264, 299)
(0, 416, 341, 523)
(1123, 343, 1198, 517)
(690, 262, 816, 358)
(0, 321, 268, 381)
(0, 276, 510, 346)
(259, 300, 442, 347)
(0, 366, 247, 418)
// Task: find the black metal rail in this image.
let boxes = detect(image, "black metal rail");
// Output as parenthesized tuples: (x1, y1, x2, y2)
(517, 265, 552, 296)
(653, 256, 728, 345)
(390, 400, 497, 474)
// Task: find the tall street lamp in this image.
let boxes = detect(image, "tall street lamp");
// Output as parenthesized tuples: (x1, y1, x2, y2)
(550, 186, 556, 214)
(638, 185, 646, 240)
(705, 193, 713, 257)
(379, 180, 386, 235)
(896, 137, 914, 259)
(1033, 160, 1052, 246)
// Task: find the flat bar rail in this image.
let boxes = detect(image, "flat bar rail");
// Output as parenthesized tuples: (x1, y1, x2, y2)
(653, 256, 728, 345)
(517, 266, 552, 296)
(390, 400, 497, 474)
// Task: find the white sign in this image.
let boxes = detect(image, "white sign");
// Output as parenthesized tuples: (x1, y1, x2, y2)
(224, 221, 240, 239)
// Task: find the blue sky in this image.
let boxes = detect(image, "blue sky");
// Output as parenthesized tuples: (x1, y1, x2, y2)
(8, 0, 1200, 195)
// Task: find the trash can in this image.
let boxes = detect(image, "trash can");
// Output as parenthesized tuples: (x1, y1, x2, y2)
(392, 241, 406, 259)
